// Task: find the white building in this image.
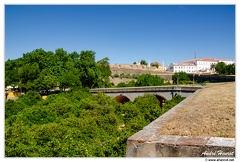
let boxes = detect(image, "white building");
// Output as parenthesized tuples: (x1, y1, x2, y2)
(195, 58, 218, 72)
(167, 58, 234, 73)
(218, 59, 235, 65)
(173, 62, 197, 73)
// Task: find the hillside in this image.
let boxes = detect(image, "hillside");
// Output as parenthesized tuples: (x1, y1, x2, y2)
(110, 64, 173, 85)
(110, 64, 168, 75)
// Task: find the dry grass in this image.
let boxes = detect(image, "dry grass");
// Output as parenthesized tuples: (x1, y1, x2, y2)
(158, 82, 235, 138)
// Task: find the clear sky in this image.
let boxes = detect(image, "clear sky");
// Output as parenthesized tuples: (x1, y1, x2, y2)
(5, 5, 235, 65)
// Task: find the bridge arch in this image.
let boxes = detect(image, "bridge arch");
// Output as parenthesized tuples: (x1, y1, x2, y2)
(115, 95, 130, 104)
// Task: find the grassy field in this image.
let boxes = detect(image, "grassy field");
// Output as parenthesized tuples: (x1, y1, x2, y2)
(159, 82, 235, 138)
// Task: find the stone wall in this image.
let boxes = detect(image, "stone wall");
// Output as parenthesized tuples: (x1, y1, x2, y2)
(188, 74, 235, 83)
(110, 64, 166, 75)
(110, 64, 173, 82)
(126, 89, 235, 157)
(110, 64, 235, 84)
(109, 77, 137, 85)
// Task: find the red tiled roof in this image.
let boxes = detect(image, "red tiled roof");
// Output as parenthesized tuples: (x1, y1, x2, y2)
(199, 58, 218, 62)
(174, 63, 196, 66)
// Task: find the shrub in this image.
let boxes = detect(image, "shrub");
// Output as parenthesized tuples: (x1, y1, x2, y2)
(18, 90, 42, 106)
(5, 89, 185, 157)
(135, 74, 165, 86)
(172, 72, 191, 84)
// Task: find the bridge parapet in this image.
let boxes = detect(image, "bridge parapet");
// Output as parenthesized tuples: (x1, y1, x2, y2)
(89, 85, 202, 93)
(90, 85, 203, 103)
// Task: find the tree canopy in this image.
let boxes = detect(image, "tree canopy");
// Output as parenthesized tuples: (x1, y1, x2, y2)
(5, 88, 185, 157)
(214, 62, 235, 75)
(172, 72, 191, 84)
(116, 74, 166, 87)
(5, 48, 112, 92)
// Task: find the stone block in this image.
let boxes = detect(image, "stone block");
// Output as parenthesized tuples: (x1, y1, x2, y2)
(177, 136, 210, 146)
(126, 140, 138, 157)
(155, 135, 182, 145)
(177, 145, 204, 157)
(155, 143, 179, 157)
(206, 137, 235, 148)
(137, 142, 157, 157)
(125, 88, 235, 157)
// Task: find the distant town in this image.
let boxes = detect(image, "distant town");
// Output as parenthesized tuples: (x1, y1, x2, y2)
(132, 57, 235, 74)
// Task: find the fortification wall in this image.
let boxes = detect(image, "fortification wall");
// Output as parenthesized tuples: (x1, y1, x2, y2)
(110, 64, 164, 75)
(126, 90, 235, 157)
(110, 64, 173, 83)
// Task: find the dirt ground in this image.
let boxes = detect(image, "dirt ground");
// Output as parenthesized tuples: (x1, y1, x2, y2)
(158, 82, 235, 138)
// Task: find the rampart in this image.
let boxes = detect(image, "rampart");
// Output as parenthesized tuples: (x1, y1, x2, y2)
(126, 89, 235, 157)
(110, 64, 235, 84)
(110, 64, 173, 81)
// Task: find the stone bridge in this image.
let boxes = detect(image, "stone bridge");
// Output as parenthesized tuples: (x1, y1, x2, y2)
(90, 85, 202, 105)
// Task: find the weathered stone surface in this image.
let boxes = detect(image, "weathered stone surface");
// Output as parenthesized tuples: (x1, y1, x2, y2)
(156, 135, 182, 145)
(155, 143, 179, 157)
(126, 89, 235, 157)
(137, 142, 157, 157)
(206, 137, 235, 147)
(126, 141, 138, 157)
(177, 136, 210, 146)
(127, 130, 145, 141)
(178, 146, 204, 157)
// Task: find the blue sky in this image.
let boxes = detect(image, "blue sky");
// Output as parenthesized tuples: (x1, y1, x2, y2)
(5, 5, 235, 65)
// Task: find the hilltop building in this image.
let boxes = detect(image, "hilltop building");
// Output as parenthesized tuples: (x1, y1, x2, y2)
(166, 58, 235, 73)
(150, 61, 164, 71)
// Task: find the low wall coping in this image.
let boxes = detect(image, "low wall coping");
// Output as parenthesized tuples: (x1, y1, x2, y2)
(126, 89, 235, 157)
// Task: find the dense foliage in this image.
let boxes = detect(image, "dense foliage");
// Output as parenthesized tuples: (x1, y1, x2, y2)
(172, 72, 191, 84)
(135, 74, 165, 86)
(133, 60, 148, 66)
(5, 48, 112, 92)
(213, 62, 235, 75)
(5, 89, 185, 157)
(116, 74, 166, 87)
(5, 48, 187, 157)
(150, 62, 159, 68)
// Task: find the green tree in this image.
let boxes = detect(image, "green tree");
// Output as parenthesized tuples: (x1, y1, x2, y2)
(5, 87, 185, 157)
(55, 48, 69, 66)
(172, 72, 191, 84)
(59, 62, 81, 91)
(96, 57, 112, 87)
(225, 63, 235, 75)
(69, 51, 80, 61)
(210, 63, 216, 70)
(135, 74, 165, 86)
(127, 80, 136, 87)
(34, 71, 58, 93)
(76, 50, 101, 88)
(140, 60, 148, 66)
(117, 82, 128, 87)
(211, 62, 235, 75)
(5, 58, 23, 87)
(22, 48, 56, 71)
(215, 62, 227, 74)
(151, 62, 159, 68)
(18, 63, 40, 91)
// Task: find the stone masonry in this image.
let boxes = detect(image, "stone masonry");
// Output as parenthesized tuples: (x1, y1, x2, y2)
(126, 89, 235, 157)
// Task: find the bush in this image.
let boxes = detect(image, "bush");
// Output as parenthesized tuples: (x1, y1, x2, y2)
(5, 89, 185, 157)
(116, 82, 128, 87)
(172, 72, 191, 84)
(135, 74, 165, 86)
(18, 90, 42, 106)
